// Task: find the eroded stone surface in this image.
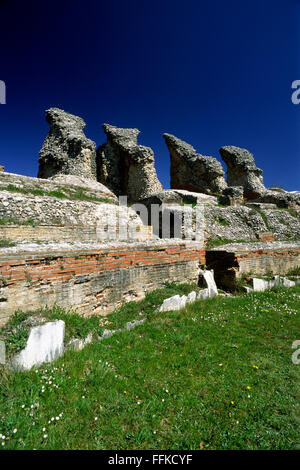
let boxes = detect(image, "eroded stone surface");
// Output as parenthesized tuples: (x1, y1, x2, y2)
(163, 133, 227, 195)
(0, 171, 116, 202)
(50, 174, 117, 199)
(97, 124, 162, 201)
(210, 240, 300, 252)
(0, 193, 150, 242)
(219, 186, 244, 206)
(38, 108, 97, 181)
(139, 189, 217, 207)
(255, 189, 300, 209)
(219, 146, 265, 199)
(204, 206, 300, 242)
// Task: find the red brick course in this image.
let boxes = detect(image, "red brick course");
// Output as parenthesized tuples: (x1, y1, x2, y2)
(0, 244, 205, 283)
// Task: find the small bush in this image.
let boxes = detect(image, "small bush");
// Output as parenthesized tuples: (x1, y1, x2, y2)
(287, 266, 300, 276)
(0, 239, 16, 248)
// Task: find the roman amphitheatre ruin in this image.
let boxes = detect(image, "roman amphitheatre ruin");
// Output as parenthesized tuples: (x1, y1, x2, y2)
(0, 107, 299, 337)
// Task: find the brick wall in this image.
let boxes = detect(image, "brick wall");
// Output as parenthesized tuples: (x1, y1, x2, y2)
(235, 249, 300, 276)
(0, 241, 205, 326)
(206, 244, 300, 289)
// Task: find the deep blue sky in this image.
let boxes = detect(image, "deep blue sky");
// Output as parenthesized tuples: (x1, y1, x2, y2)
(0, 0, 299, 190)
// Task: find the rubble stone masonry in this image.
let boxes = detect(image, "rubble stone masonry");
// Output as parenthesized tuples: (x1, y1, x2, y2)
(0, 241, 205, 326)
(206, 241, 300, 288)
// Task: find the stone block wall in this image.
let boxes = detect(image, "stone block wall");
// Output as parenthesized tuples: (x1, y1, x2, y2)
(0, 191, 114, 226)
(0, 224, 153, 244)
(0, 191, 152, 242)
(235, 249, 300, 276)
(0, 225, 98, 244)
(204, 206, 300, 242)
(0, 241, 205, 326)
(206, 242, 300, 289)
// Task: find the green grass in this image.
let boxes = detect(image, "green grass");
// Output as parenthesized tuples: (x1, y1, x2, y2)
(214, 216, 229, 227)
(0, 282, 199, 357)
(1, 183, 116, 205)
(279, 208, 298, 218)
(0, 286, 299, 450)
(250, 207, 272, 231)
(269, 187, 286, 193)
(0, 217, 20, 226)
(4, 184, 45, 197)
(205, 237, 274, 250)
(0, 239, 16, 248)
(0, 217, 37, 227)
(0, 311, 30, 357)
(287, 266, 300, 276)
(205, 238, 249, 249)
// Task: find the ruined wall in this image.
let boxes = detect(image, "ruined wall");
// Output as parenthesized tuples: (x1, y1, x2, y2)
(204, 205, 300, 242)
(163, 133, 227, 195)
(38, 108, 97, 180)
(206, 241, 300, 288)
(219, 146, 265, 198)
(97, 124, 163, 201)
(0, 188, 152, 242)
(0, 191, 110, 226)
(0, 241, 205, 326)
(0, 225, 108, 244)
(0, 171, 116, 202)
(234, 248, 300, 276)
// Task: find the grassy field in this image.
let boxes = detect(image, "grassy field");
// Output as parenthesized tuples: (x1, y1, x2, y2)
(0, 285, 299, 450)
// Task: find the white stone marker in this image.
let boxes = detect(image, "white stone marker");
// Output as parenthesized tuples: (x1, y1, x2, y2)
(67, 332, 93, 352)
(197, 288, 210, 300)
(187, 291, 197, 304)
(282, 278, 296, 288)
(159, 295, 185, 312)
(252, 278, 270, 292)
(253, 276, 297, 292)
(200, 270, 218, 297)
(11, 320, 65, 370)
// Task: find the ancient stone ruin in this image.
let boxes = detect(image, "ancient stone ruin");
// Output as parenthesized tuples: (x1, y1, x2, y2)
(0, 106, 299, 330)
(38, 108, 97, 181)
(37, 108, 300, 209)
(219, 145, 265, 199)
(163, 133, 227, 195)
(97, 123, 163, 202)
